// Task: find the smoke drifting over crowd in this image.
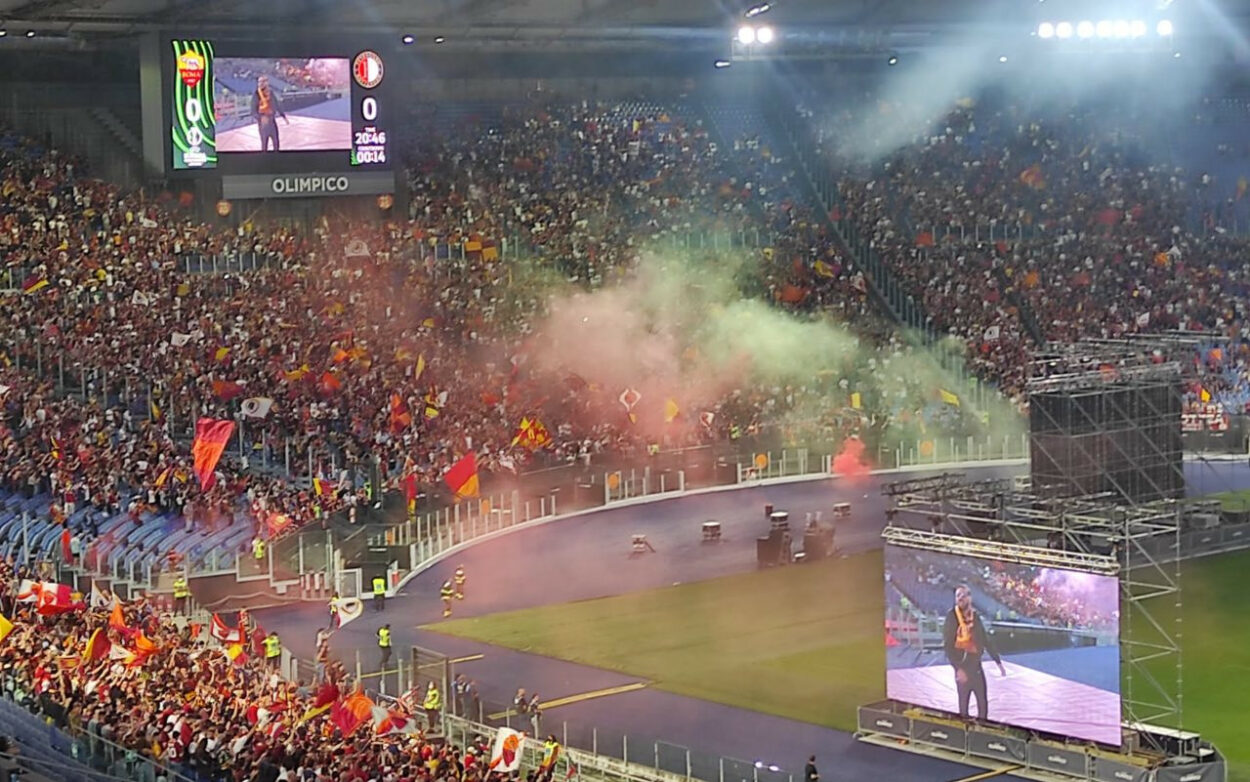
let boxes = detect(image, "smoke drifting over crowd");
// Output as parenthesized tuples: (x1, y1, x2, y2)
(520, 249, 1022, 459)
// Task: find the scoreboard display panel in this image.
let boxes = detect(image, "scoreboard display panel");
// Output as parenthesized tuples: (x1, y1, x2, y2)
(169, 40, 391, 173)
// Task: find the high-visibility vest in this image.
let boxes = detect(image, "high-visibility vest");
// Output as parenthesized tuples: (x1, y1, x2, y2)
(329, 599, 339, 615)
(373, 577, 386, 596)
(263, 636, 281, 659)
(172, 578, 189, 598)
(542, 740, 561, 769)
(423, 686, 441, 710)
(454, 568, 465, 586)
(253, 539, 265, 560)
(440, 584, 454, 599)
(378, 627, 391, 648)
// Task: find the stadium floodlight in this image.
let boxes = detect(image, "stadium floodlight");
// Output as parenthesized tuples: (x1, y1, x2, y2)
(737, 25, 757, 44)
(24, 29, 33, 38)
(1113, 19, 1130, 37)
(401, 34, 415, 44)
(887, 53, 899, 65)
(1037, 22, 1055, 38)
(1129, 19, 1147, 37)
(999, 55, 1008, 63)
(714, 59, 732, 68)
(1157, 19, 1173, 36)
(433, 35, 446, 43)
(1096, 20, 1113, 37)
(1077, 20, 1094, 38)
(745, 3, 771, 18)
(0, 29, 7, 38)
(755, 25, 775, 44)
(1055, 21, 1073, 38)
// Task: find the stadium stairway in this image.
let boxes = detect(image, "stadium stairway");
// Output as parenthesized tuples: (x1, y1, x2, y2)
(88, 107, 142, 163)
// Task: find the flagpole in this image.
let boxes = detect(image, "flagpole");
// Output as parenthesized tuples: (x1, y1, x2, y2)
(21, 510, 28, 566)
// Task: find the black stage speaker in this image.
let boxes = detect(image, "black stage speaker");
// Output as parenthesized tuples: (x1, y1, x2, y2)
(803, 529, 834, 561)
(1030, 382, 1183, 503)
(756, 536, 780, 568)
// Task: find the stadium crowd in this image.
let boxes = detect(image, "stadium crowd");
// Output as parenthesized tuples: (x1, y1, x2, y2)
(0, 98, 998, 566)
(0, 561, 497, 782)
(818, 97, 1250, 407)
(2, 79, 1250, 780)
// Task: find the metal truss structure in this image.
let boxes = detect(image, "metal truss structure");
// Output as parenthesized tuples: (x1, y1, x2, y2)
(1026, 341, 1185, 504)
(882, 472, 1184, 747)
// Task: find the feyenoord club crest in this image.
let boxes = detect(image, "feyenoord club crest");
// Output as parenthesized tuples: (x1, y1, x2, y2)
(353, 51, 384, 89)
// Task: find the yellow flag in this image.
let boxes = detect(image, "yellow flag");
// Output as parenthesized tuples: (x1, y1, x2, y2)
(0, 613, 13, 645)
(664, 399, 680, 423)
(850, 392, 862, 410)
(415, 354, 426, 382)
(939, 389, 960, 407)
(1200, 387, 1211, 403)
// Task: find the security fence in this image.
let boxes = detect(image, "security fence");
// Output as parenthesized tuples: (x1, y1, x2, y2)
(328, 645, 804, 782)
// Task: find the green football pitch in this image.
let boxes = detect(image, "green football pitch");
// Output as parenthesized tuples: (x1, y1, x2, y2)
(432, 550, 1250, 781)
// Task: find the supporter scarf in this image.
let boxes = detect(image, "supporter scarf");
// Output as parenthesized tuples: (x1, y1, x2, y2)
(955, 607, 979, 654)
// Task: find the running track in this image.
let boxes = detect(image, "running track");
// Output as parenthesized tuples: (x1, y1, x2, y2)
(254, 459, 1250, 782)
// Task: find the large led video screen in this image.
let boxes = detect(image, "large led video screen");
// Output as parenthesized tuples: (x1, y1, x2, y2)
(214, 57, 352, 153)
(884, 545, 1121, 745)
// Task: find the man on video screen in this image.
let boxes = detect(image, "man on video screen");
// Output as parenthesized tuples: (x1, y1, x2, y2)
(251, 75, 288, 152)
(943, 584, 1006, 721)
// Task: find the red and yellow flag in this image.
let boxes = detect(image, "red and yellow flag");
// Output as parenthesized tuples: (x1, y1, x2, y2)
(444, 452, 480, 499)
(191, 418, 235, 489)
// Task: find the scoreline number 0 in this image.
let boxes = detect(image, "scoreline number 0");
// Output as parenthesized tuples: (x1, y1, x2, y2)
(184, 97, 204, 146)
(362, 96, 378, 122)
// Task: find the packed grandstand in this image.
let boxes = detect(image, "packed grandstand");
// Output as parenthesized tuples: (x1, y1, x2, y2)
(1, 76, 1249, 780)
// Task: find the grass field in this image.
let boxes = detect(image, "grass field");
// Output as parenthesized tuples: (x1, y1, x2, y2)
(432, 550, 1250, 781)
(1210, 489, 1250, 512)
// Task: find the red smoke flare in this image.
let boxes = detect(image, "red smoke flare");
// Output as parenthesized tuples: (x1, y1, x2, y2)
(832, 436, 871, 479)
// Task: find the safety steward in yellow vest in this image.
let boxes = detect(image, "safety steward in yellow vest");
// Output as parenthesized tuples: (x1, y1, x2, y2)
(252, 536, 265, 563)
(373, 575, 387, 612)
(378, 623, 392, 669)
(172, 575, 190, 614)
(539, 735, 562, 782)
(440, 580, 455, 618)
(263, 632, 282, 671)
(453, 565, 466, 600)
(537, 734, 562, 774)
(423, 681, 442, 728)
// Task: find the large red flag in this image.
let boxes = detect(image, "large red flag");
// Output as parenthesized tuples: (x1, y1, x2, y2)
(331, 690, 375, 737)
(192, 418, 235, 490)
(37, 582, 77, 616)
(444, 452, 480, 499)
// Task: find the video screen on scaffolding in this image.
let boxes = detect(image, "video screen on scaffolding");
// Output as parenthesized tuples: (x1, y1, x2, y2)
(883, 545, 1122, 745)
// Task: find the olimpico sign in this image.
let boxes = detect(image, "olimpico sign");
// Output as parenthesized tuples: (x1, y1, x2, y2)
(221, 171, 395, 200)
(271, 175, 351, 194)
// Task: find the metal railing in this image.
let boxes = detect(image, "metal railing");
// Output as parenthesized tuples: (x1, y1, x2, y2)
(310, 643, 803, 782)
(374, 433, 1030, 582)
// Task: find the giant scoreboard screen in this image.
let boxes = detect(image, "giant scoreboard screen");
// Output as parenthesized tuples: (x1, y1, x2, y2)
(170, 40, 391, 172)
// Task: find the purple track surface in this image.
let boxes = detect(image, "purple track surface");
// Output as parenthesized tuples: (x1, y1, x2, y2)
(253, 458, 1250, 782)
